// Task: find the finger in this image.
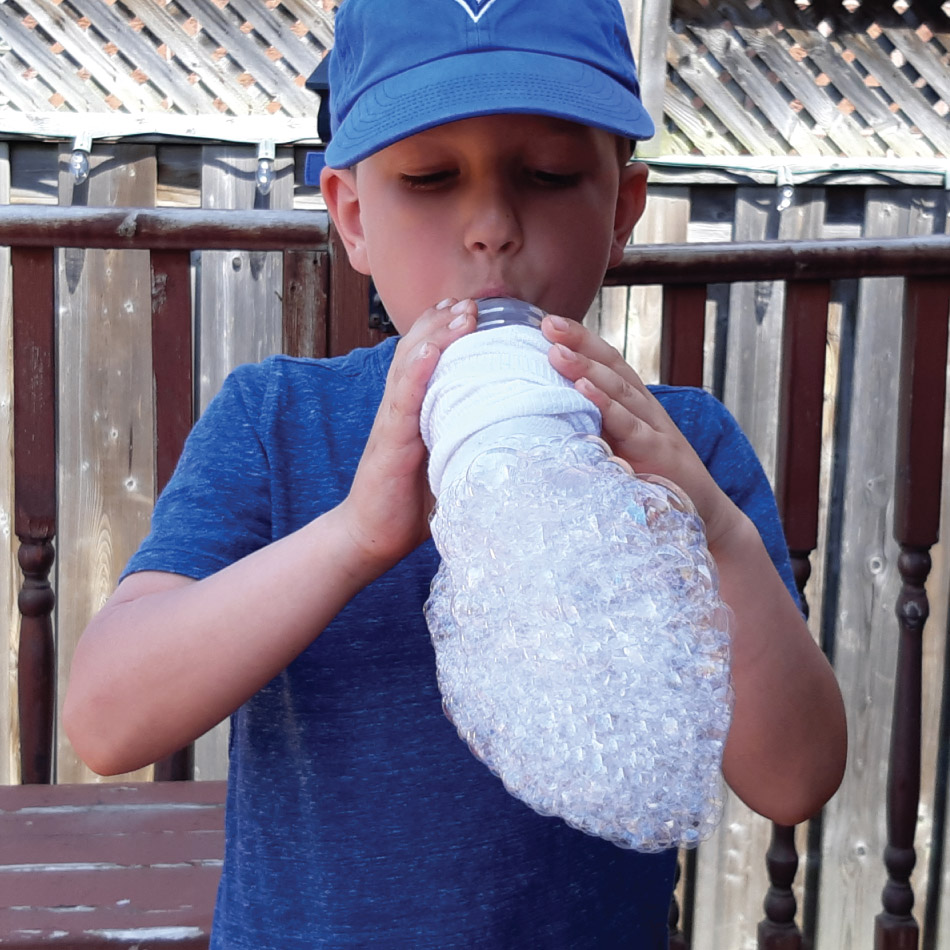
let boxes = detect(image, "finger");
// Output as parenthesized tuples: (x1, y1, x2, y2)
(541, 314, 645, 392)
(548, 341, 662, 436)
(402, 297, 477, 351)
(575, 376, 654, 462)
(377, 299, 478, 447)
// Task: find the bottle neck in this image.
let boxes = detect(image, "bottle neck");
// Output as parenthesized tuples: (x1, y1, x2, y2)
(420, 325, 601, 496)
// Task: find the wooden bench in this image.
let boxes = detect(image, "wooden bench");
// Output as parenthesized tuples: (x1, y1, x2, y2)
(0, 782, 225, 950)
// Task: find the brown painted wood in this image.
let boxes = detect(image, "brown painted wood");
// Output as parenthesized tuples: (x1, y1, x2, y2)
(11, 246, 57, 786)
(327, 222, 390, 357)
(0, 205, 328, 251)
(875, 277, 950, 950)
(149, 248, 196, 783)
(893, 278, 950, 549)
(660, 283, 706, 387)
(774, 279, 831, 605)
(757, 824, 802, 950)
(608, 233, 950, 285)
(282, 248, 329, 359)
(149, 249, 195, 498)
(760, 280, 830, 950)
(0, 781, 225, 949)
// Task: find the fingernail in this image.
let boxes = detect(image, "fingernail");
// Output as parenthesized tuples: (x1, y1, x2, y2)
(448, 312, 469, 330)
(556, 343, 577, 361)
(450, 298, 471, 315)
(548, 315, 570, 331)
(436, 298, 454, 310)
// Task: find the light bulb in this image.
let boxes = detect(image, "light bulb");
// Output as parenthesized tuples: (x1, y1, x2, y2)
(256, 158, 275, 196)
(256, 140, 276, 196)
(69, 133, 92, 185)
(69, 149, 90, 185)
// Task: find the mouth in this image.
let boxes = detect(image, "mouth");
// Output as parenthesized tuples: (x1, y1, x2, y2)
(472, 285, 530, 304)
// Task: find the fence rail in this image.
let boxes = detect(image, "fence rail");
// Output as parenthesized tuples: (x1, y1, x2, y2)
(2, 206, 950, 949)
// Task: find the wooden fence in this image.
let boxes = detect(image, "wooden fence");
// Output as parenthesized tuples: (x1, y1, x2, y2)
(2, 200, 950, 948)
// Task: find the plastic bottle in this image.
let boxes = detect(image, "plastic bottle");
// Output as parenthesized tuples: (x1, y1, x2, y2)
(419, 298, 733, 851)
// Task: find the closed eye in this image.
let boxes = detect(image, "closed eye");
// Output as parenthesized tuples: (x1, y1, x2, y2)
(529, 169, 583, 188)
(400, 170, 458, 190)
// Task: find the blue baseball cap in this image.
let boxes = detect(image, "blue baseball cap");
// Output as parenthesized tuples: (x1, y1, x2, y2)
(319, 0, 655, 170)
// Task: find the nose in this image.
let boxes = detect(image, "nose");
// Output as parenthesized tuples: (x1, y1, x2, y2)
(462, 182, 522, 255)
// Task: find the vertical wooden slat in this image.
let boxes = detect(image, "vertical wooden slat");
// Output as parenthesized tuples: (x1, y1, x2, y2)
(1, 142, 17, 786)
(193, 145, 293, 781)
(660, 284, 706, 387)
(282, 248, 329, 359)
(11, 246, 56, 785)
(150, 248, 195, 783)
(875, 276, 950, 950)
(150, 250, 195, 497)
(774, 280, 831, 589)
(55, 144, 158, 786)
(759, 278, 829, 950)
(327, 223, 389, 357)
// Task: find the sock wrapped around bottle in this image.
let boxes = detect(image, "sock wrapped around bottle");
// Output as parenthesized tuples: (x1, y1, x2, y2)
(419, 298, 733, 852)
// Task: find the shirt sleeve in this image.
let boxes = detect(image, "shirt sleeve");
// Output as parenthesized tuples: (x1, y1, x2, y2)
(652, 386, 801, 609)
(122, 362, 274, 582)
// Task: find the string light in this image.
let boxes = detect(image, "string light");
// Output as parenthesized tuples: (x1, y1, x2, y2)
(256, 140, 276, 196)
(69, 132, 92, 185)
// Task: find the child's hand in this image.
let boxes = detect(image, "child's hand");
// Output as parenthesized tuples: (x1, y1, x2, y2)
(339, 298, 477, 575)
(542, 314, 740, 549)
(544, 314, 847, 826)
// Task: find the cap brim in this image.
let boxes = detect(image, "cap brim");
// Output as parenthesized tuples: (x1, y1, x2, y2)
(324, 49, 655, 168)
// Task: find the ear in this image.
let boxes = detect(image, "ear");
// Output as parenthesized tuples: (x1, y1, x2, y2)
(608, 161, 648, 269)
(320, 165, 372, 275)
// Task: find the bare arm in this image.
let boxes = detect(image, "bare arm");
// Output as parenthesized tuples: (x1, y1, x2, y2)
(64, 300, 478, 776)
(543, 314, 847, 826)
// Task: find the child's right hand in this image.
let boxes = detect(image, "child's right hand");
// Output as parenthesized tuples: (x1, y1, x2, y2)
(337, 297, 477, 577)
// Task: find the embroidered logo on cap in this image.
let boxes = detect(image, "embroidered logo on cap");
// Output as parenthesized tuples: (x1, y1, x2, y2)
(450, 0, 500, 22)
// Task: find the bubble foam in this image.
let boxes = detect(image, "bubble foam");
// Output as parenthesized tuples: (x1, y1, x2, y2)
(425, 434, 733, 852)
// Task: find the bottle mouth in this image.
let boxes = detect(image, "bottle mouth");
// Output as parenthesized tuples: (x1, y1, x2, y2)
(475, 297, 546, 333)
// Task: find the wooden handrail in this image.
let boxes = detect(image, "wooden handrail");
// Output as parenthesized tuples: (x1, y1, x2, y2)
(0, 206, 329, 250)
(2, 205, 949, 277)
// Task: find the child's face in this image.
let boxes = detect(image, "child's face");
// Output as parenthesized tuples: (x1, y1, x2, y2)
(322, 114, 647, 334)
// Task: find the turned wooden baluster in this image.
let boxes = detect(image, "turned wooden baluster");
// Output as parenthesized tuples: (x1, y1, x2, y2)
(759, 279, 830, 949)
(875, 275, 950, 950)
(659, 282, 708, 949)
(149, 249, 197, 782)
(12, 247, 57, 785)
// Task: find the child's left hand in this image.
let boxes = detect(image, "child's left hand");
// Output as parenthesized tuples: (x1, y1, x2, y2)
(542, 314, 739, 549)
(543, 312, 848, 828)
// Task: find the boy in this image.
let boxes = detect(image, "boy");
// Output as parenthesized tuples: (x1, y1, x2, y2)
(64, 1, 847, 947)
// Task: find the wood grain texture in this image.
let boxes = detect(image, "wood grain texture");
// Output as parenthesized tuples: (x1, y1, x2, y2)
(0, 143, 16, 785)
(0, 781, 224, 949)
(54, 145, 159, 787)
(193, 145, 294, 780)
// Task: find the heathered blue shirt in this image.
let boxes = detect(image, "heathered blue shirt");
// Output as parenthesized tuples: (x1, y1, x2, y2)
(125, 336, 797, 949)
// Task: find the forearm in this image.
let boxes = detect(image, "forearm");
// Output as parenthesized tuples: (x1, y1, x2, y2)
(714, 513, 846, 825)
(64, 505, 382, 775)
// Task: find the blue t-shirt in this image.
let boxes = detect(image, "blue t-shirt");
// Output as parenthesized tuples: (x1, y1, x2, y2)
(126, 337, 797, 949)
